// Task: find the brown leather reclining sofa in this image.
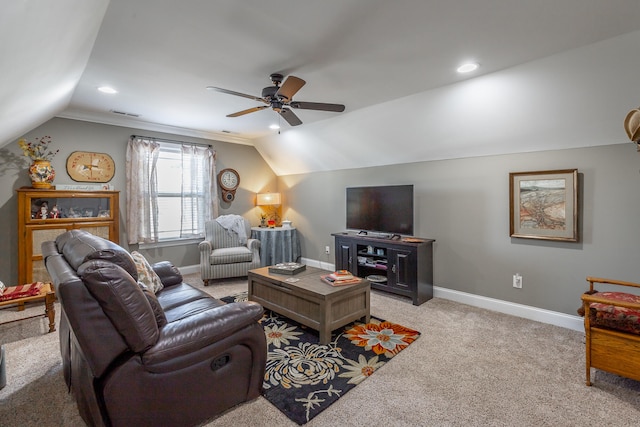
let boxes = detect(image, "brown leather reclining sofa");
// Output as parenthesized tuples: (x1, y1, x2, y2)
(42, 229, 266, 427)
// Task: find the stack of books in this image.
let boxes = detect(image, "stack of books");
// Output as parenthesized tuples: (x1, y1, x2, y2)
(320, 270, 361, 286)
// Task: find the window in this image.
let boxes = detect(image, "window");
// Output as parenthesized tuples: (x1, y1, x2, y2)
(126, 136, 218, 244)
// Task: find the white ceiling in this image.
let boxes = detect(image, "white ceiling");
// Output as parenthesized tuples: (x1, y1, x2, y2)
(4, 1, 640, 175)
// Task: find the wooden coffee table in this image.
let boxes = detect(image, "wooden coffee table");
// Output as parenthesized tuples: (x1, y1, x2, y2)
(248, 266, 370, 344)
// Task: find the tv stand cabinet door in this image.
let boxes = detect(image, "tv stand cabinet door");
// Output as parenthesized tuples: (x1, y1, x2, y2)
(335, 237, 353, 271)
(388, 248, 415, 291)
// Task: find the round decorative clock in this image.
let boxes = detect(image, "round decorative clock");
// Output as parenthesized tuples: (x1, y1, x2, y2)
(217, 168, 240, 202)
(66, 151, 116, 183)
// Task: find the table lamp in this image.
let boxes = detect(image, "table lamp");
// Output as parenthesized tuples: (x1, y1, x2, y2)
(256, 192, 281, 227)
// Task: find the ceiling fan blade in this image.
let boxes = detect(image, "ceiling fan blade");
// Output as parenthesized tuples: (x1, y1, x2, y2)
(227, 105, 269, 117)
(207, 86, 267, 104)
(289, 101, 345, 112)
(279, 108, 303, 126)
(276, 76, 306, 100)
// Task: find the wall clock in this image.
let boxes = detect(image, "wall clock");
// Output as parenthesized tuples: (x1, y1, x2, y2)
(217, 168, 240, 202)
(66, 151, 116, 183)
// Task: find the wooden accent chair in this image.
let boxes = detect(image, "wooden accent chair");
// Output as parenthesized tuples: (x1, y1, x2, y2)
(580, 277, 640, 386)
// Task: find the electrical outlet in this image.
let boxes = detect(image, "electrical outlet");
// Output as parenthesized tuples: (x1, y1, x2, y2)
(325, 246, 330, 255)
(513, 274, 522, 289)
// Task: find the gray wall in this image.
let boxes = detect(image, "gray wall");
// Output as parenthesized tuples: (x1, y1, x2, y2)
(3, 116, 638, 318)
(279, 143, 640, 316)
(0, 118, 277, 284)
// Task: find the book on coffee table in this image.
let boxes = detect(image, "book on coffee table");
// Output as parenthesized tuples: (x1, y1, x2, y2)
(268, 262, 306, 275)
(320, 274, 362, 286)
(328, 270, 354, 280)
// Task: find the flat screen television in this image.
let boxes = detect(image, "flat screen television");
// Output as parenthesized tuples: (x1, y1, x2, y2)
(346, 185, 414, 236)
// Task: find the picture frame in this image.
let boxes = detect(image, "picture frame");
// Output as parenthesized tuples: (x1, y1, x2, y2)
(509, 169, 578, 242)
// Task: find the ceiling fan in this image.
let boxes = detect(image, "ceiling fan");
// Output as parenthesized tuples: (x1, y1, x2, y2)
(208, 73, 345, 126)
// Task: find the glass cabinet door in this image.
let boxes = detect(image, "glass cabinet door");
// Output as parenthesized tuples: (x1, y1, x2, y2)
(27, 195, 113, 221)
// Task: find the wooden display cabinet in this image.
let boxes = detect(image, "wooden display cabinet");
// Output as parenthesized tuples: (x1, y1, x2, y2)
(17, 188, 120, 285)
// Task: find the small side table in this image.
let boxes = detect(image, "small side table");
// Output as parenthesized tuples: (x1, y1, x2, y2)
(0, 283, 56, 333)
(251, 226, 301, 267)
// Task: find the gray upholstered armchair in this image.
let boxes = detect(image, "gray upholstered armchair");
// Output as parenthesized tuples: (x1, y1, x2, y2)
(199, 216, 261, 285)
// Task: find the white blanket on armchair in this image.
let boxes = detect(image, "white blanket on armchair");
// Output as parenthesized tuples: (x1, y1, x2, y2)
(215, 214, 248, 244)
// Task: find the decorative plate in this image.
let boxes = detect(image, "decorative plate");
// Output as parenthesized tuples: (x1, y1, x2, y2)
(366, 275, 387, 283)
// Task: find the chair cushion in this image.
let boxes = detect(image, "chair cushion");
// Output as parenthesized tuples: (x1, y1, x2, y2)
(210, 246, 253, 265)
(0, 282, 43, 301)
(78, 260, 159, 352)
(156, 283, 226, 323)
(138, 283, 168, 327)
(205, 218, 251, 249)
(59, 230, 139, 280)
(589, 291, 640, 335)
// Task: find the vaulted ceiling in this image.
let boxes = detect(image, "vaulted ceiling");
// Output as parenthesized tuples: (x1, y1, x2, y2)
(3, 1, 640, 175)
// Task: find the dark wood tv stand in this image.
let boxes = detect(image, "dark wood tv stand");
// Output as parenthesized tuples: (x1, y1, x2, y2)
(332, 232, 435, 305)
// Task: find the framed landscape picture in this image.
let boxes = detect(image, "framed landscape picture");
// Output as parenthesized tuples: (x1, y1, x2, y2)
(509, 169, 578, 242)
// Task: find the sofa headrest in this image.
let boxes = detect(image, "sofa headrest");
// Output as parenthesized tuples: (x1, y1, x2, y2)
(78, 260, 158, 352)
(56, 230, 138, 281)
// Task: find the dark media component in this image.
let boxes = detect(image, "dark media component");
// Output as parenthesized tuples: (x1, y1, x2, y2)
(346, 185, 414, 236)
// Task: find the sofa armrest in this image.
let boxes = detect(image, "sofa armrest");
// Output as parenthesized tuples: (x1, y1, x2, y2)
(152, 261, 183, 288)
(142, 301, 264, 369)
(247, 238, 260, 251)
(198, 240, 212, 254)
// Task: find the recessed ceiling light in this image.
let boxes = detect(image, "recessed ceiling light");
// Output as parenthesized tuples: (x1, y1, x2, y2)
(457, 63, 479, 73)
(98, 86, 118, 94)
(269, 124, 280, 130)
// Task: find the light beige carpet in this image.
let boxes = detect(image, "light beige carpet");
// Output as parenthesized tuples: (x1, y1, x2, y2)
(1, 274, 639, 426)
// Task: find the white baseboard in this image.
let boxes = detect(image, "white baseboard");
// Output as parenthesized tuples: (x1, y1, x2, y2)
(300, 257, 334, 271)
(178, 264, 200, 275)
(434, 286, 584, 332)
(180, 260, 583, 332)
(301, 258, 583, 332)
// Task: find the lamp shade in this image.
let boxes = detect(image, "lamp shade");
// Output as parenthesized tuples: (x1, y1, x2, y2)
(256, 192, 281, 206)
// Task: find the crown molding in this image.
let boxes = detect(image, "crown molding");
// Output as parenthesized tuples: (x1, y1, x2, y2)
(56, 111, 253, 146)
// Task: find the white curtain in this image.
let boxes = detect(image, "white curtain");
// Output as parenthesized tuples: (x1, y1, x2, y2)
(179, 143, 218, 238)
(126, 136, 160, 244)
(126, 136, 218, 244)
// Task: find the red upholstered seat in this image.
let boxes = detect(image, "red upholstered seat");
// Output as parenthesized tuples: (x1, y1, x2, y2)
(0, 282, 44, 301)
(588, 291, 640, 335)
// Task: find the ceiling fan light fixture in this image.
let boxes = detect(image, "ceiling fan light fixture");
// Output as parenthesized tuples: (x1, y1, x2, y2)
(269, 124, 280, 130)
(457, 62, 479, 73)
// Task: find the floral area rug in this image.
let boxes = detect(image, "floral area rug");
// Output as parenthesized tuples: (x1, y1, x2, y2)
(221, 293, 421, 425)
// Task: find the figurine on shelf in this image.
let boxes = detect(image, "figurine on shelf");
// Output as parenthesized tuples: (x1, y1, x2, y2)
(39, 202, 48, 220)
(48, 205, 60, 218)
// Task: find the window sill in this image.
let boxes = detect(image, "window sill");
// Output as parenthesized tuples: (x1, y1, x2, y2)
(138, 237, 203, 249)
